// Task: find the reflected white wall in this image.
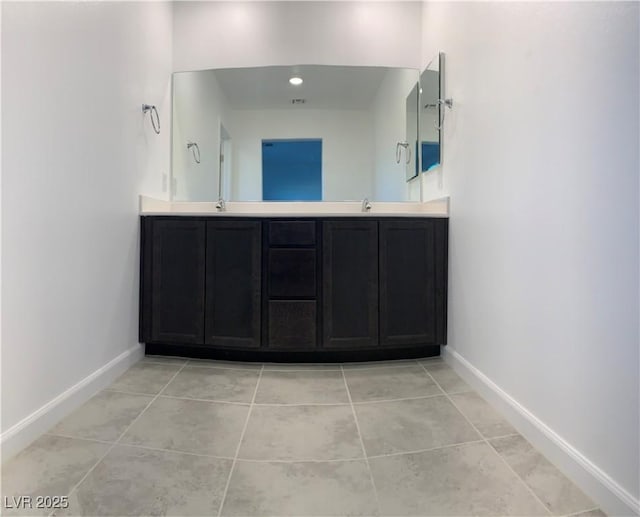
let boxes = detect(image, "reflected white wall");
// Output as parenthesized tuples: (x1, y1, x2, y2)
(229, 109, 373, 201)
(371, 69, 419, 201)
(172, 70, 231, 201)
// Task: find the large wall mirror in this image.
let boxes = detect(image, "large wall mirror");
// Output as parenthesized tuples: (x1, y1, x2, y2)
(171, 65, 421, 202)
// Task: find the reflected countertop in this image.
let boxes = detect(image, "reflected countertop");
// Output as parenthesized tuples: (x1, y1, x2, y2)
(139, 196, 449, 218)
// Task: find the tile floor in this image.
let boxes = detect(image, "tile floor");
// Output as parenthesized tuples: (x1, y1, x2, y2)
(2, 356, 605, 517)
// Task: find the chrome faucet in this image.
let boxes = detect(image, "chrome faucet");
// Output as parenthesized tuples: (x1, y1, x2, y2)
(362, 198, 372, 212)
(216, 197, 226, 212)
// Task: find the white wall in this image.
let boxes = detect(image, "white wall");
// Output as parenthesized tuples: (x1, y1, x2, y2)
(172, 70, 231, 201)
(1, 1, 172, 445)
(230, 108, 373, 201)
(421, 2, 639, 513)
(371, 69, 419, 201)
(173, 1, 422, 72)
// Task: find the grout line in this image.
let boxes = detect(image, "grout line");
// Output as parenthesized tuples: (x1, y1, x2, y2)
(235, 456, 366, 464)
(484, 432, 522, 441)
(115, 442, 234, 461)
(252, 401, 351, 407)
(216, 365, 264, 517)
(417, 362, 553, 516)
(102, 389, 458, 408)
(103, 388, 161, 397)
(42, 432, 495, 466)
(366, 439, 487, 460)
(42, 433, 501, 466)
(158, 394, 250, 406)
(50, 361, 189, 517)
(352, 393, 445, 405)
(44, 433, 115, 446)
(340, 365, 382, 516)
(563, 506, 603, 517)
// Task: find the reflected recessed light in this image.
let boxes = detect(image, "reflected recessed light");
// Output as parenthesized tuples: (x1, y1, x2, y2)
(289, 77, 303, 86)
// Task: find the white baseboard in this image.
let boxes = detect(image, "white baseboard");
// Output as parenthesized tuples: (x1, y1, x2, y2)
(0, 344, 143, 463)
(442, 347, 639, 517)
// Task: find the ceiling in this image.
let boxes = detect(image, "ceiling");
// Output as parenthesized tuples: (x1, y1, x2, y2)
(209, 65, 402, 110)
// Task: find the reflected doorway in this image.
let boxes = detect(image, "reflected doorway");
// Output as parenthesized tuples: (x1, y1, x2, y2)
(262, 139, 322, 201)
(219, 123, 232, 200)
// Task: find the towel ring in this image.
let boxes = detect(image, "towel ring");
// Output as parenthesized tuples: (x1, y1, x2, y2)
(396, 141, 411, 165)
(187, 141, 201, 164)
(142, 104, 160, 134)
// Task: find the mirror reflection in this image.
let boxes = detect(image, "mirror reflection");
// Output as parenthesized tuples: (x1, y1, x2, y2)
(171, 65, 420, 202)
(419, 54, 442, 173)
(405, 82, 419, 181)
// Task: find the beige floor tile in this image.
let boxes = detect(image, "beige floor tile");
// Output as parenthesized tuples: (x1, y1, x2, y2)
(490, 434, 595, 515)
(120, 397, 248, 457)
(238, 405, 362, 461)
(255, 370, 349, 404)
(222, 460, 378, 516)
(370, 442, 549, 516)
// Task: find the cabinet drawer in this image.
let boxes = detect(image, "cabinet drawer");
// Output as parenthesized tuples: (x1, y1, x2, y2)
(268, 300, 316, 348)
(268, 249, 316, 297)
(269, 221, 316, 246)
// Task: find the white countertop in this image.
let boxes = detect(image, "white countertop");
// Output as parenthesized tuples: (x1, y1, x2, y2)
(139, 196, 449, 217)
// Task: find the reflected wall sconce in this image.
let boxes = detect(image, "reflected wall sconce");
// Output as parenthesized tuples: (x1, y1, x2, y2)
(435, 98, 453, 131)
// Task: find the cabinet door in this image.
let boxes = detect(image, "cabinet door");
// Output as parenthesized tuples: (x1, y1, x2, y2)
(151, 219, 205, 344)
(205, 220, 262, 348)
(322, 220, 378, 349)
(379, 220, 436, 347)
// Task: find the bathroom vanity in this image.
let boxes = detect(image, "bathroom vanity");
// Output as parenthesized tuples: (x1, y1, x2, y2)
(139, 202, 449, 362)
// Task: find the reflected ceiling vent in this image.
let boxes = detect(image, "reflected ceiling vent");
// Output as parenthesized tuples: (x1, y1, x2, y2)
(291, 98, 307, 105)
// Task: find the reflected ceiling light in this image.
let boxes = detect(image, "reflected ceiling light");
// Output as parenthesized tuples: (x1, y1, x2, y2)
(289, 77, 303, 86)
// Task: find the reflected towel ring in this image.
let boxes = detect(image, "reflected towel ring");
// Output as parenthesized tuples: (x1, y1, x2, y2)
(396, 141, 411, 165)
(187, 141, 201, 164)
(142, 104, 160, 134)
(435, 98, 453, 131)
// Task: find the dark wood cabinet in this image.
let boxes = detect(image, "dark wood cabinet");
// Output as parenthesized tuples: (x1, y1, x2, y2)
(205, 221, 261, 348)
(322, 220, 378, 349)
(140, 216, 447, 361)
(379, 220, 443, 347)
(149, 219, 206, 344)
